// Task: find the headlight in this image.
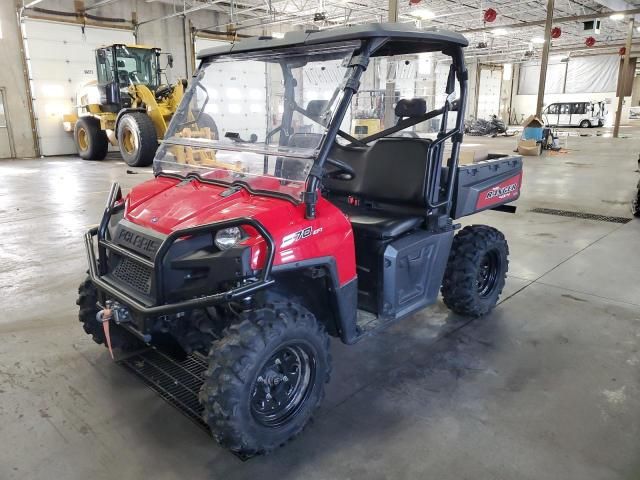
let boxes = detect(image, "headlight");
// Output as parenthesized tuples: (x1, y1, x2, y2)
(214, 227, 243, 250)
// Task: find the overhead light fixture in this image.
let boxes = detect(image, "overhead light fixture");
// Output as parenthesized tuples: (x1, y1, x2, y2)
(271, 32, 285, 38)
(531, 37, 546, 44)
(412, 8, 435, 19)
(492, 28, 508, 36)
(610, 13, 625, 21)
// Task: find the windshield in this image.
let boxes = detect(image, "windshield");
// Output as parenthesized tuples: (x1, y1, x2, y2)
(114, 46, 160, 89)
(154, 41, 360, 202)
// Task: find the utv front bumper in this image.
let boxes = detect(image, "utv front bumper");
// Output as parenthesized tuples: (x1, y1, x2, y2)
(84, 182, 275, 317)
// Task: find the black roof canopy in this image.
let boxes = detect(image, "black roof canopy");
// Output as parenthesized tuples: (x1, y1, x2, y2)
(196, 22, 468, 60)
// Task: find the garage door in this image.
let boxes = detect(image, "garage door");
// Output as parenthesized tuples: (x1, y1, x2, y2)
(23, 20, 134, 156)
(194, 36, 269, 141)
(0, 88, 15, 159)
(194, 37, 229, 57)
(476, 67, 502, 120)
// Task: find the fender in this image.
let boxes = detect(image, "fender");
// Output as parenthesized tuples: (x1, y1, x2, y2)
(271, 257, 359, 344)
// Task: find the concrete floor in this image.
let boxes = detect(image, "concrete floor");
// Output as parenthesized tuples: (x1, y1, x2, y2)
(1, 127, 640, 479)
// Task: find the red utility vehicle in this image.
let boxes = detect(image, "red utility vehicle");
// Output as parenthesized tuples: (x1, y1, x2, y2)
(80, 23, 523, 455)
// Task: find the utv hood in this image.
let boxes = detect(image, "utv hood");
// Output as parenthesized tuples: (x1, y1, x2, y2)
(124, 176, 294, 234)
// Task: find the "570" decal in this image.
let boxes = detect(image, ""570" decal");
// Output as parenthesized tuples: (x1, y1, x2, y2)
(281, 226, 323, 248)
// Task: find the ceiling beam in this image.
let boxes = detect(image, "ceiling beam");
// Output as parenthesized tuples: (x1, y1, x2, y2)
(83, 0, 122, 11)
(461, 6, 640, 33)
(23, 0, 48, 8)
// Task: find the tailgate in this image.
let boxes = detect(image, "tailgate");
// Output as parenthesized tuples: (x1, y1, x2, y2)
(452, 154, 523, 219)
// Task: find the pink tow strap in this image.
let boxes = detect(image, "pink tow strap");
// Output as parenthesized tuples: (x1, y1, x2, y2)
(101, 308, 115, 360)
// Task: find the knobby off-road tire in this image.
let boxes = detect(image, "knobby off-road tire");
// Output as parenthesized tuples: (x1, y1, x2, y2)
(117, 112, 158, 167)
(441, 225, 509, 317)
(74, 117, 108, 160)
(632, 181, 640, 217)
(200, 302, 331, 456)
(76, 276, 142, 352)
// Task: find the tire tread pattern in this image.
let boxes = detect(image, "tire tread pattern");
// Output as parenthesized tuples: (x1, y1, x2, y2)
(199, 301, 331, 456)
(441, 225, 509, 317)
(76, 276, 142, 351)
(75, 117, 108, 160)
(117, 112, 158, 167)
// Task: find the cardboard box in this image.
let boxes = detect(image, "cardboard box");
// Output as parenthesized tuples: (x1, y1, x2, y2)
(522, 115, 545, 142)
(458, 145, 489, 165)
(522, 115, 544, 128)
(517, 138, 542, 156)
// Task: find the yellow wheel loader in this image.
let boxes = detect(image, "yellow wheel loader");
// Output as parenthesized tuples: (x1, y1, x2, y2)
(351, 90, 386, 140)
(64, 44, 216, 167)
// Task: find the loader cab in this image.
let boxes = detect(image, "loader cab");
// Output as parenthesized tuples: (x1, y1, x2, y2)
(95, 45, 162, 110)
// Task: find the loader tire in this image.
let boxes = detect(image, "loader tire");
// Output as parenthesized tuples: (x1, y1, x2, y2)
(117, 112, 158, 167)
(197, 112, 219, 140)
(75, 117, 108, 160)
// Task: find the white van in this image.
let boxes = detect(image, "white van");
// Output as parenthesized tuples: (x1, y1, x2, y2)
(542, 101, 606, 128)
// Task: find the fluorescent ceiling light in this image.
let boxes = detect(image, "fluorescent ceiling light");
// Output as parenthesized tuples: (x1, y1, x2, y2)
(610, 13, 625, 20)
(531, 37, 546, 44)
(492, 28, 508, 36)
(412, 9, 435, 19)
(271, 32, 285, 39)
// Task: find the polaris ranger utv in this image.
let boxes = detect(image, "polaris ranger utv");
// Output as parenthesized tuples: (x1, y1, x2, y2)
(79, 23, 523, 455)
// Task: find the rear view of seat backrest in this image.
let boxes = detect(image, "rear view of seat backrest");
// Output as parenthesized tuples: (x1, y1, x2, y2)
(324, 138, 432, 208)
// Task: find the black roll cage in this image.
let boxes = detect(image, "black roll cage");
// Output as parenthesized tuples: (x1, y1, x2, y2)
(301, 38, 468, 219)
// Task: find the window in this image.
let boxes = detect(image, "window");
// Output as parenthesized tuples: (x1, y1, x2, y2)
(96, 48, 114, 84)
(571, 103, 586, 115)
(559, 104, 570, 115)
(546, 104, 559, 114)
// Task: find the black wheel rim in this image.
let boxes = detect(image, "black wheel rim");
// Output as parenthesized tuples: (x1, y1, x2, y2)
(250, 343, 316, 428)
(477, 249, 501, 297)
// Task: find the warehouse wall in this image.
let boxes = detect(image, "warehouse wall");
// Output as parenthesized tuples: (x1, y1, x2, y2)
(0, 1, 37, 158)
(510, 55, 631, 126)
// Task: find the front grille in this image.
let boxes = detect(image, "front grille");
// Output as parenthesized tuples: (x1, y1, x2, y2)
(112, 257, 153, 294)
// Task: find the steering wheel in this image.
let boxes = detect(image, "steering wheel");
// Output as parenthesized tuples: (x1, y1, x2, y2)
(155, 84, 173, 99)
(128, 70, 144, 84)
(324, 157, 356, 180)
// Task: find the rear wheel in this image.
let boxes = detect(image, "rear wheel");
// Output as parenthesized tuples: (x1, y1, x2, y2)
(199, 302, 330, 456)
(197, 112, 219, 140)
(74, 117, 108, 160)
(117, 112, 158, 167)
(76, 277, 142, 352)
(580, 120, 591, 128)
(441, 225, 509, 317)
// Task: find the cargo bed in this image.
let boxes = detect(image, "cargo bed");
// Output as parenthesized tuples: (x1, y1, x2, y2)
(451, 154, 523, 219)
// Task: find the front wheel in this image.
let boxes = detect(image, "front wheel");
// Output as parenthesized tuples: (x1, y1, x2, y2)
(200, 302, 331, 456)
(441, 225, 509, 317)
(580, 120, 591, 128)
(117, 112, 158, 167)
(76, 277, 143, 352)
